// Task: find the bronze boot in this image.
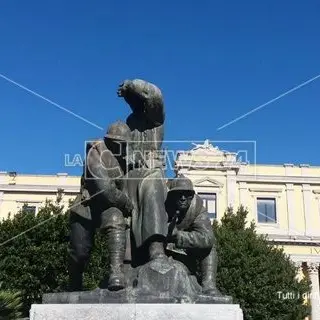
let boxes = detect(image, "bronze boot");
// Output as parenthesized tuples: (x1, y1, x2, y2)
(200, 248, 222, 296)
(68, 258, 84, 292)
(106, 228, 126, 291)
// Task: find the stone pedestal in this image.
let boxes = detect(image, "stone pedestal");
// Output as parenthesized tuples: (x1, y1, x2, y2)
(30, 303, 244, 320)
(33, 257, 240, 319)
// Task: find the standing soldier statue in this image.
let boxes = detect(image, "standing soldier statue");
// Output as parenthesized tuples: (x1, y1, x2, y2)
(117, 79, 169, 265)
(68, 121, 133, 291)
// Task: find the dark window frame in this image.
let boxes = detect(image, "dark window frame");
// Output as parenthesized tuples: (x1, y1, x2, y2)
(198, 192, 217, 220)
(22, 205, 37, 215)
(257, 197, 277, 223)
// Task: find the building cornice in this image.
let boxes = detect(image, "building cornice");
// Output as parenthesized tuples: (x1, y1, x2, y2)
(266, 234, 320, 245)
(0, 172, 77, 178)
(268, 239, 320, 246)
(289, 254, 320, 263)
(237, 174, 320, 185)
(0, 184, 80, 193)
(249, 187, 283, 193)
(175, 161, 241, 171)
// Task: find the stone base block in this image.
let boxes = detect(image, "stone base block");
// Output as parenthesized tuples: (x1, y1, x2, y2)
(42, 288, 232, 304)
(30, 303, 243, 320)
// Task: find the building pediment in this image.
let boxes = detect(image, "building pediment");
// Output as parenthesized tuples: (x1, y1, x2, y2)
(175, 140, 241, 172)
(193, 177, 223, 188)
(190, 140, 225, 156)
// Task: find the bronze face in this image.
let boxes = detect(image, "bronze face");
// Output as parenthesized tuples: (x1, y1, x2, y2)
(172, 190, 194, 211)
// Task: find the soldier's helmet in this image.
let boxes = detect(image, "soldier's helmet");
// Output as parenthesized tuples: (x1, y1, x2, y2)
(168, 175, 195, 195)
(104, 121, 131, 142)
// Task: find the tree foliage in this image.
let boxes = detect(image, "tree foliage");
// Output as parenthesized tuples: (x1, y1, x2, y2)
(0, 193, 109, 316)
(0, 195, 312, 319)
(0, 288, 23, 319)
(213, 205, 311, 320)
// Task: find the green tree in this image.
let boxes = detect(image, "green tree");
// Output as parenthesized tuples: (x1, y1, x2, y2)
(213, 205, 311, 320)
(0, 289, 23, 319)
(0, 193, 109, 316)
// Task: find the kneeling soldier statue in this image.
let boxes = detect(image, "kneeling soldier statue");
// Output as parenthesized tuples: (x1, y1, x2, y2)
(165, 175, 221, 296)
(68, 121, 133, 292)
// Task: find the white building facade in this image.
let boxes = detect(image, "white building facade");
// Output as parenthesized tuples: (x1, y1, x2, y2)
(175, 140, 320, 320)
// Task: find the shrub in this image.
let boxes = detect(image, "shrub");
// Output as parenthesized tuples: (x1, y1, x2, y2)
(213, 205, 311, 320)
(0, 288, 23, 319)
(0, 193, 109, 316)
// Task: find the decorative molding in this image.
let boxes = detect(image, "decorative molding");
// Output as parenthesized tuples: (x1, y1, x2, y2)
(249, 187, 283, 193)
(0, 173, 6, 184)
(284, 164, 295, 177)
(182, 171, 227, 178)
(57, 173, 68, 188)
(307, 262, 319, 274)
(302, 183, 312, 192)
(302, 184, 313, 236)
(285, 185, 295, 192)
(0, 184, 80, 193)
(175, 161, 241, 171)
(286, 183, 295, 235)
(265, 237, 320, 245)
(193, 177, 223, 188)
(294, 262, 304, 281)
(250, 193, 281, 199)
(237, 174, 320, 184)
(16, 200, 42, 204)
(290, 254, 320, 264)
(306, 260, 320, 320)
(175, 141, 241, 172)
(257, 222, 281, 230)
(238, 182, 247, 190)
(0, 191, 3, 216)
(190, 140, 224, 154)
(226, 172, 236, 207)
(270, 234, 319, 241)
(238, 182, 248, 206)
(8, 172, 16, 185)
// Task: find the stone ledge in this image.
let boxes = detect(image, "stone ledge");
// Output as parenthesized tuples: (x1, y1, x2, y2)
(30, 303, 243, 320)
(42, 288, 232, 304)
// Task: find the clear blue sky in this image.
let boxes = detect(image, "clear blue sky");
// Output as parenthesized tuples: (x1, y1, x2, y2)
(0, 0, 319, 176)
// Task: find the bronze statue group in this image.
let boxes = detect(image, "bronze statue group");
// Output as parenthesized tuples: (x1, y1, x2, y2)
(68, 79, 220, 297)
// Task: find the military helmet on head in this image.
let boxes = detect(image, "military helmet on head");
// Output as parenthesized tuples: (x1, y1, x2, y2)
(168, 175, 195, 194)
(104, 121, 131, 142)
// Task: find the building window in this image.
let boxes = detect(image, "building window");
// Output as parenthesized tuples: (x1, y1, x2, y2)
(198, 193, 216, 220)
(257, 198, 276, 223)
(22, 205, 36, 215)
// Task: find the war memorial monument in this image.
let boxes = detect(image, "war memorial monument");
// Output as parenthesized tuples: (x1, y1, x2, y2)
(30, 79, 244, 319)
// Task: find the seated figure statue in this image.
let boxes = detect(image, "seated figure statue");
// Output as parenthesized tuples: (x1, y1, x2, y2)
(165, 175, 221, 296)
